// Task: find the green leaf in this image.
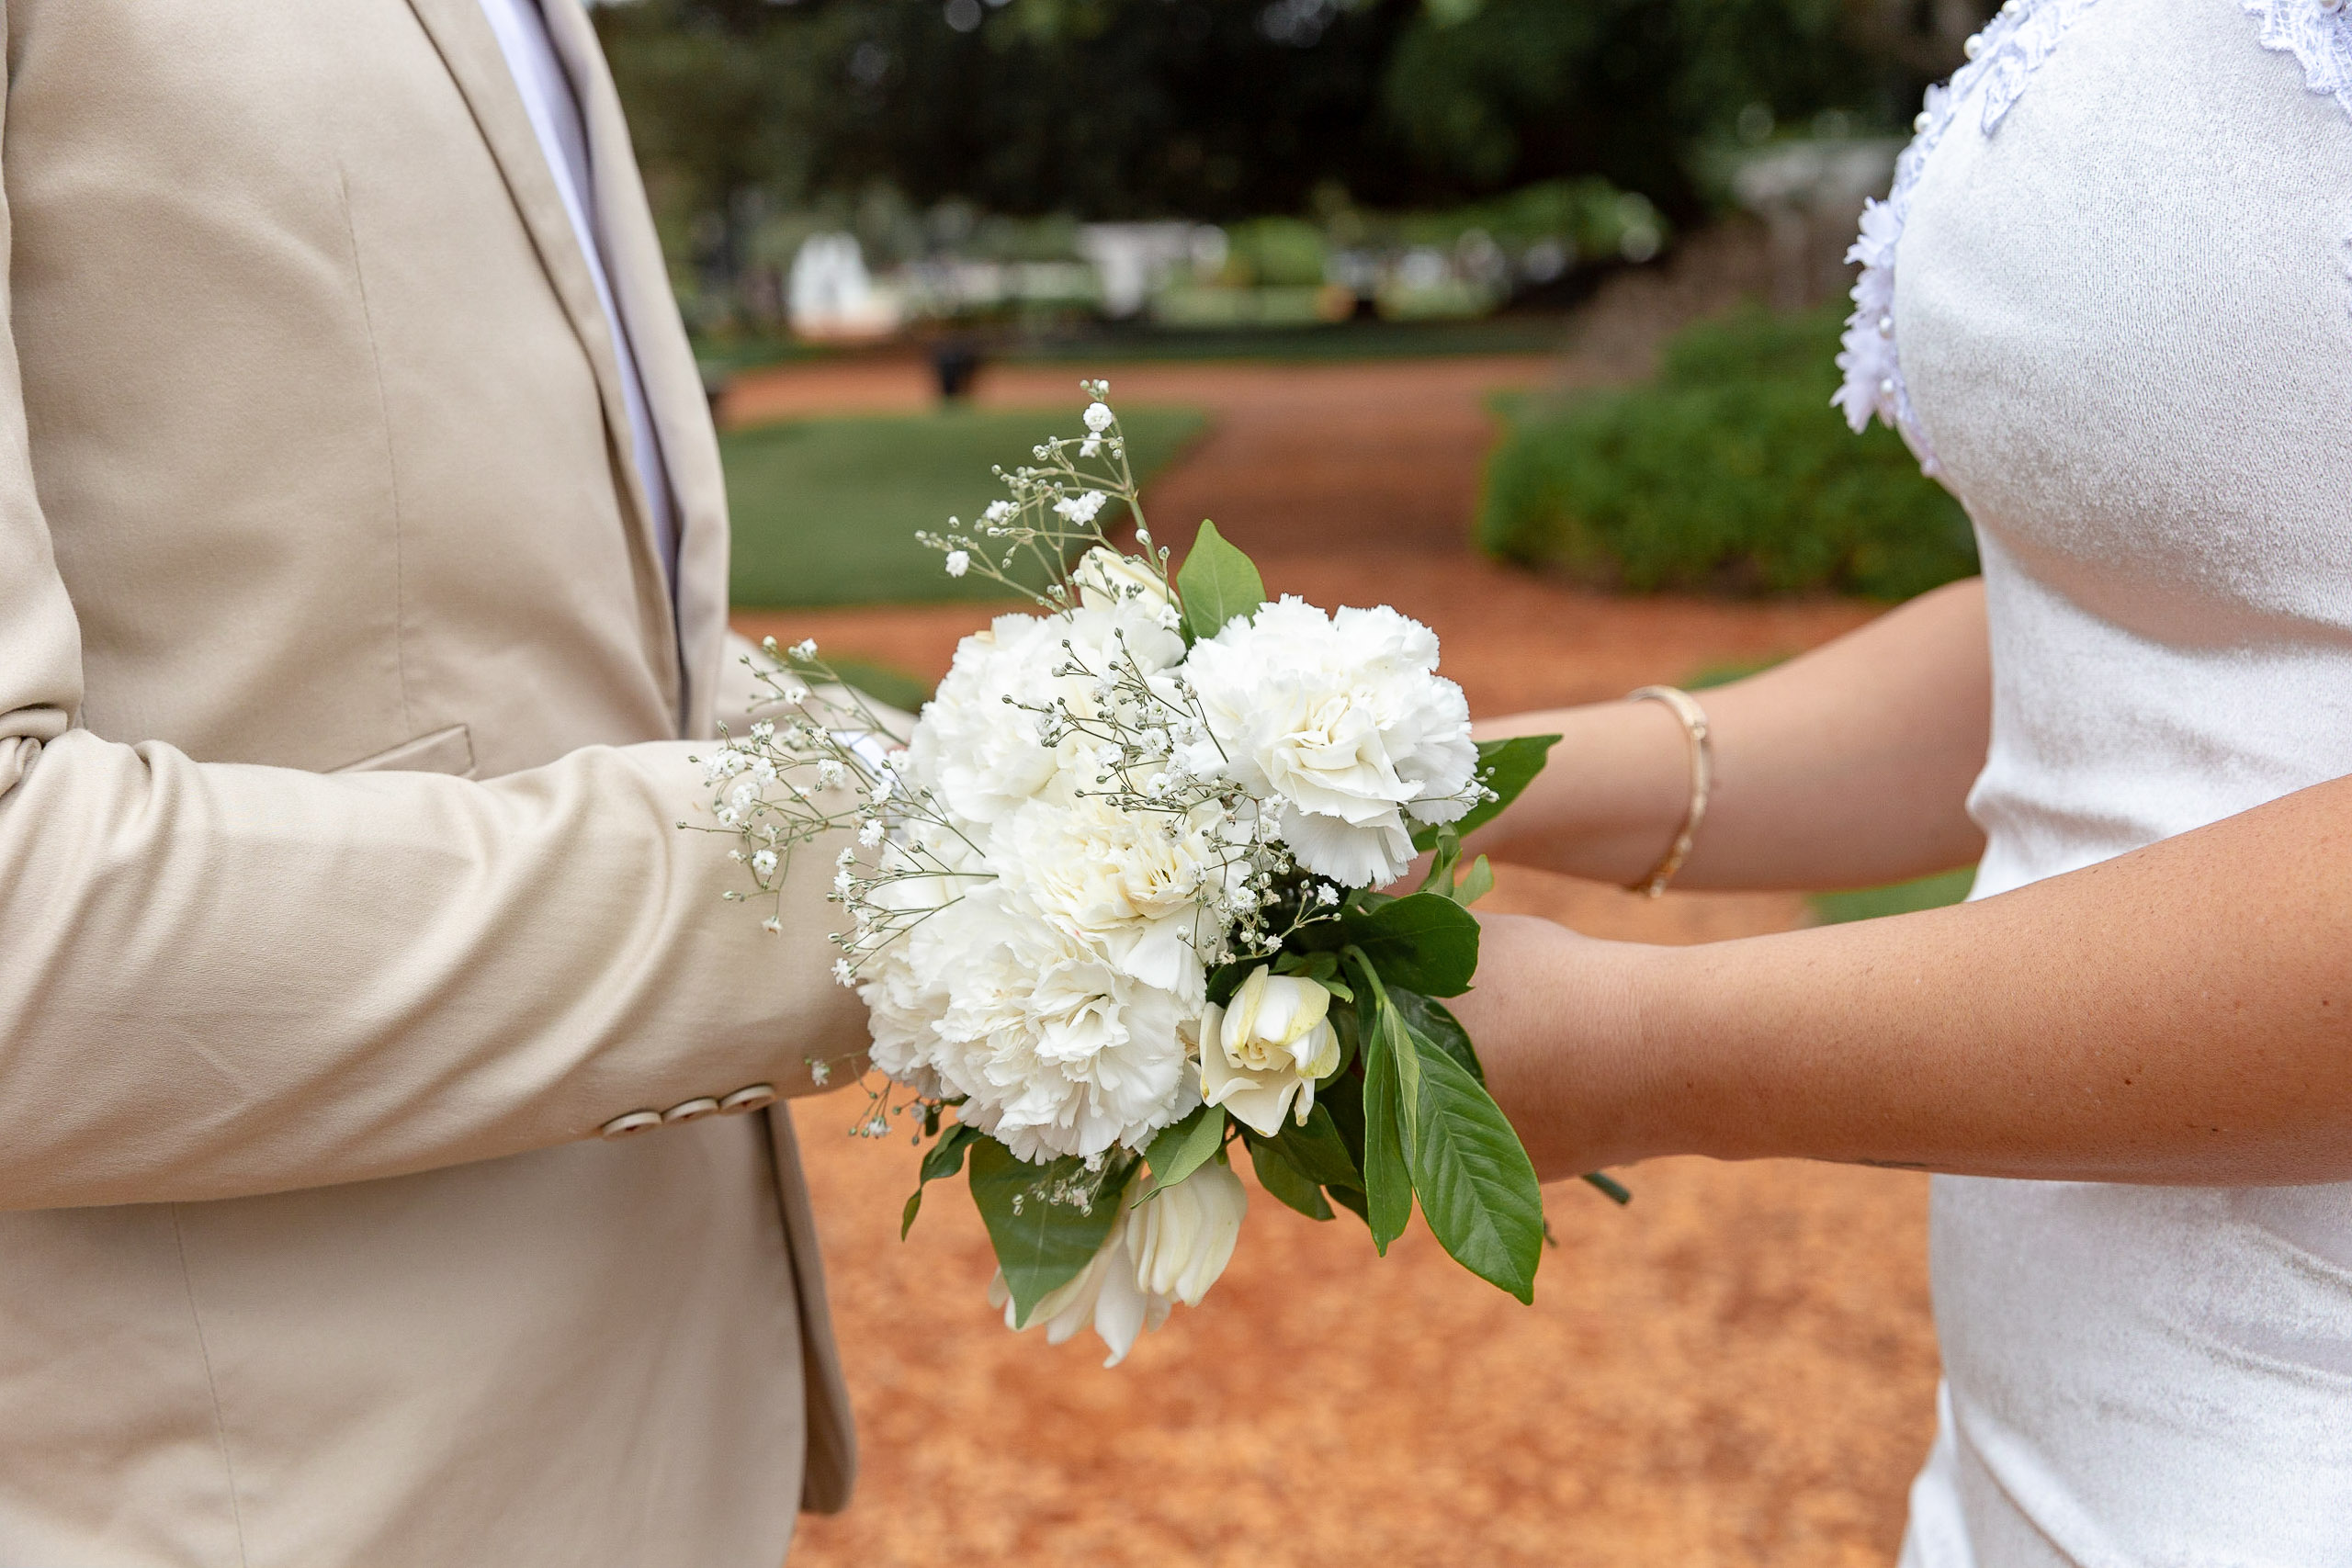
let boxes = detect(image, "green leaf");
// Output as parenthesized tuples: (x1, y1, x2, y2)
(900, 1122, 978, 1239)
(1342, 892, 1482, 998)
(1453, 854, 1496, 908)
(1247, 1134, 1334, 1221)
(1357, 1003, 1413, 1252)
(1204, 959, 1254, 1010)
(1143, 1105, 1227, 1196)
(1175, 520, 1266, 642)
(1272, 950, 1339, 983)
(1390, 988, 1484, 1084)
(967, 1139, 1127, 1326)
(1275, 1102, 1363, 1191)
(1408, 1031, 1546, 1303)
(1378, 997, 1422, 1160)
(1344, 951, 1421, 1164)
(1414, 734, 1560, 852)
(1418, 826, 1463, 896)
(1318, 1062, 1367, 1161)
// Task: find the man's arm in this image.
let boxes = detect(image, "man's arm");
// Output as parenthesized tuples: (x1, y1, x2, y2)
(0, 164, 864, 1219)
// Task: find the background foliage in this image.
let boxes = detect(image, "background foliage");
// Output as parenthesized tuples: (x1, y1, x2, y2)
(594, 0, 1975, 255)
(1476, 305, 1978, 600)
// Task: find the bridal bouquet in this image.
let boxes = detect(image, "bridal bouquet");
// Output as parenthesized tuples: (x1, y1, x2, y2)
(700, 383, 1616, 1365)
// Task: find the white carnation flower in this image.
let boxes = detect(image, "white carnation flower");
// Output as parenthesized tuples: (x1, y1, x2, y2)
(850, 829, 986, 1099)
(857, 936, 950, 1099)
(908, 887, 1198, 1162)
(1174, 596, 1476, 886)
(998, 795, 1231, 1003)
(910, 602, 1184, 828)
(988, 1160, 1247, 1366)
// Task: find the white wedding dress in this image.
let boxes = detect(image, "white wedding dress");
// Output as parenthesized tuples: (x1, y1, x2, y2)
(1836, 0, 2352, 1559)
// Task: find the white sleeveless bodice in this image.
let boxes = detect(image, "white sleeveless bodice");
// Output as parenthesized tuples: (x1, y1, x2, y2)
(1850, 0, 2352, 1559)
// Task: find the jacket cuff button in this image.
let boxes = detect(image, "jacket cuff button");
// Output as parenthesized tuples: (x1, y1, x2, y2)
(718, 1084, 778, 1115)
(663, 1097, 722, 1124)
(600, 1111, 662, 1140)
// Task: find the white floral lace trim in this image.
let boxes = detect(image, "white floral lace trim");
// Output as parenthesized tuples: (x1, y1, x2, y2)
(1834, 0, 2104, 477)
(2243, 0, 2352, 107)
(2242, 0, 2352, 325)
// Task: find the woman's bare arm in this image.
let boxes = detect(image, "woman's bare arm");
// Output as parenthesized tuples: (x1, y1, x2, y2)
(1472, 576, 1991, 891)
(1456, 772, 2352, 1187)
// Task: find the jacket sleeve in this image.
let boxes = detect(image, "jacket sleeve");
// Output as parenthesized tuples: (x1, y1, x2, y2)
(0, 184, 867, 1221)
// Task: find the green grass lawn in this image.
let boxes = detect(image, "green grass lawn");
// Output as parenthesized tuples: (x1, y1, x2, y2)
(724, 404, 1207, 608)
(1811, 865, 1976, 924)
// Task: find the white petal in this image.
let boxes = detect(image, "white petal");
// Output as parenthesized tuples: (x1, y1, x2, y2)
(1090, 1240, 1151, 1366)
(1281, 805, 1414, 886)
(1202, 1068, 1302, 1139)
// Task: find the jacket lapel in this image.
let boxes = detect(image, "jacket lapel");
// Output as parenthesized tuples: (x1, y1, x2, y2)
(538, 0, 731, 742)
(401, 0, 687, 731)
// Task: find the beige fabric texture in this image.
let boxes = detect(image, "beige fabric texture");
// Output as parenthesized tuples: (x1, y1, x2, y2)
(0, 0, 865, 1561)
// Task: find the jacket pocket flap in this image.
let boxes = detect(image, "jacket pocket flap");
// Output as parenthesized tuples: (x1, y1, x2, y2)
(335, 723, 475, 778)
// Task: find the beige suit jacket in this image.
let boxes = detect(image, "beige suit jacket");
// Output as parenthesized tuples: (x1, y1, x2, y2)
(0, 0, 866, 1562)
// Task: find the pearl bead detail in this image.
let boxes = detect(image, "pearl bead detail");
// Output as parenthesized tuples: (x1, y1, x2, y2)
(1963, 33, 1984, 59)
(1877, 315, 1894, 337)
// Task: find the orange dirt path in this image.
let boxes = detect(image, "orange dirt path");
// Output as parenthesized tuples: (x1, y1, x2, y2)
(736, 347, 1936, 1568)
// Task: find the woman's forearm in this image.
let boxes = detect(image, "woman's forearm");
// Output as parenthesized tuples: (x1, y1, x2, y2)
(1465, 771, 2352, 1187)
(1471, 576, 1992, 891)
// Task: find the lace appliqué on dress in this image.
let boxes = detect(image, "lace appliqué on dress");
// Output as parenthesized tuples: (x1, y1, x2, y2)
(2242, 0, 2352, 312)
(2243, 0, 2352, 105)
(1834, 0, 2103, 477)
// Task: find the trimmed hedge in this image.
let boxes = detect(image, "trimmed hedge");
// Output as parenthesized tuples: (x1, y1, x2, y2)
(1476, 305, 1976, 601)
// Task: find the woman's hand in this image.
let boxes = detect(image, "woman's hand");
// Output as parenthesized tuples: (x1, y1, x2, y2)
(1450, 912, 1671, 1185)
(1455, 772, 2352, 1188)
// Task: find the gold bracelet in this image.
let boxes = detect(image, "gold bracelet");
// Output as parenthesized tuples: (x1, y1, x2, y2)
(1624, 685, 1713, 898)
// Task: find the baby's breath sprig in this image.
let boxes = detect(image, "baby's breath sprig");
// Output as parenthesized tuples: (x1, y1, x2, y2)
(917, 380, 1182, 615)
(689, 637, 992, 986)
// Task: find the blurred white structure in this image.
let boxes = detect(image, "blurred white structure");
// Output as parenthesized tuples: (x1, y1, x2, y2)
(1730, 139, 1900, 309)
(1078, 223, 1220, 318)
(787, 233, 899, 341)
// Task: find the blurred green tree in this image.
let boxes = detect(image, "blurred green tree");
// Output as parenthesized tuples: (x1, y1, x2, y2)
(594, 0, 1983, 259)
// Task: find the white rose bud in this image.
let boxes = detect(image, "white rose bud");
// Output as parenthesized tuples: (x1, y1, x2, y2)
(1071, 546, 1170, 614)
(988, 1161, 1247, 1367)
(1125, 1159, 1246, 1306)
(1196, 966, 1342, 1137)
